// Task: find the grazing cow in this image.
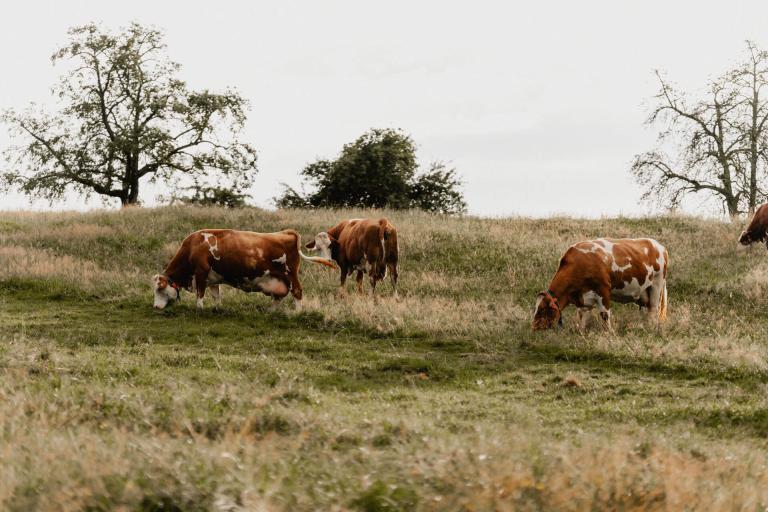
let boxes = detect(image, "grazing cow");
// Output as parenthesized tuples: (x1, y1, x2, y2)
(532, 238, 669, 331)
(739, 203, 768, 248)
(306, 218, 399, 296)
(152, 229, 335, 310)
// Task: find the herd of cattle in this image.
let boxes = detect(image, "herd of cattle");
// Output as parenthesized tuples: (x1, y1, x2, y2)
(152, 218, 398, 311)
(151, 204, 768, 331)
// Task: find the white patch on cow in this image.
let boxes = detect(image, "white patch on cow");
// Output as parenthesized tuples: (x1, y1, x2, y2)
(196, 297, 204, 309)
(533, 295, 544, 319)
(614, 277, 645, 300)
(643, 247, 649, 255)
(257, 276, 288, 296)
(239, 270, 289, 297)
(574, 241, 606, 254)
(611, 259, 632, 272)
(651, 239, 666, 269)
(582, 290, 607, 313)
(201, 232, 222, 260)
(574, 243, 597, 254)
(595, 238, 614, 254)
(273, 253, 287, 265)
(612, 263, 654, 302)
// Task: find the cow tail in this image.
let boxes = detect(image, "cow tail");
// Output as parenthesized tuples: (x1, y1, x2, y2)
(378, 218, 389, 276)
(658, 249, 669, 322)
(658, 283, 668, 322)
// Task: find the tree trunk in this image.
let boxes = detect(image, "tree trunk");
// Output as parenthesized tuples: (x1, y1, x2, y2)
(727, 196, 740, 217)
(127, 180, 140, 205)
(718, 151, 738, 216)
(120, 155, 141, 206)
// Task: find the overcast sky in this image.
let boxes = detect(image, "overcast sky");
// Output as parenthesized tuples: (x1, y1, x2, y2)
(1, 1, 767, 217)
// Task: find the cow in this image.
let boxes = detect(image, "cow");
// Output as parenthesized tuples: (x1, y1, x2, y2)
(739, 203, 768, 248)
(532, 238, 668, 331)
(305, 218, 399, 297)
(152, 229, 335, 311)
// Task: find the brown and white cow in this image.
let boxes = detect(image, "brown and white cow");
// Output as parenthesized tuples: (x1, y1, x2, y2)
(739, 203, 768, 248)
(152, 229, 335, 310)
(532, 238, 668, 331)
(305, 218, 399, 296)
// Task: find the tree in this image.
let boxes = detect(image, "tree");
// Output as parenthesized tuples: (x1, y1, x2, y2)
(164, 180, 250, 209)
(632, 42, 768, 216)
(1, 23, 257, 206)
(729, 41, 768, 212)
(408, 161, 466, 214)
(275, 128, 466, 214)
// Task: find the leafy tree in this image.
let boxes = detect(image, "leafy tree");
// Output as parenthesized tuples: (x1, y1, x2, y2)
(408, 161, 466, 214)
(1, 23, 257, 206)
(168, 182, 250, 208)
(633, 42, 768, 216)
(276, 128, 466, 214)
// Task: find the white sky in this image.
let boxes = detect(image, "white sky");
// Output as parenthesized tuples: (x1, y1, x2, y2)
(1, 0, 767, 217)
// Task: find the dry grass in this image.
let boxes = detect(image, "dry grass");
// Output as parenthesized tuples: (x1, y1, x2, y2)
(3, 206, 768, 510)
(4, 336, 768, 511)
(0, 246, 138, 294)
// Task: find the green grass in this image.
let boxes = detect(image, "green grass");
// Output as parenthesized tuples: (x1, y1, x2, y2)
(2, 206, 768, 510)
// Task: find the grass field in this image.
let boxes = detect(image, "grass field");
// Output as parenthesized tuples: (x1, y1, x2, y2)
(2, 206, 768, 511)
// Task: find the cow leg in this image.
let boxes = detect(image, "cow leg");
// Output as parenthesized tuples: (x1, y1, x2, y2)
(369, 256, 387, 299)
(209, 285, 222, 309)
(646, 284, 661, 322)
(599, 309, 612, 332)
(337, 268, 349, 297)
(388, 263, 399, 298)
(646, 274, 668, 325)
(289, 271, 303, 310)
(601, 312, 614, 332)
(576, 308, 591, 331)
(356, 271, 365, 294)
(194, 269, 209, 310)
(595, 288, 612, 332)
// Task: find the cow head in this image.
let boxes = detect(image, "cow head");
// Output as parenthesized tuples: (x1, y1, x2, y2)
(532, 291, 562, 330)
(739, 227, 768, 248)
(738, 230, 754, 246)
(306, 232, 339, 262)
(152, 274, 180, 310)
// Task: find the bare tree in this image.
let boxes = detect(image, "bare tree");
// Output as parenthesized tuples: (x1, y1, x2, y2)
(632, 42, 768, 216)
(1, 23, 257, 206)
(729, 41, 768, 212)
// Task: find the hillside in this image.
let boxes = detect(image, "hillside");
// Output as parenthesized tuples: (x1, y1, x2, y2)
(2, 206, 768, 510)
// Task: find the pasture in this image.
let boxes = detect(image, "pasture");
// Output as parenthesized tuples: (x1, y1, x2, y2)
(2, 206, 768, 511)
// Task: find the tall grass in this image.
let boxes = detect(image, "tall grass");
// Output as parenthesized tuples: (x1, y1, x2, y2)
(2, 205, 768, 510)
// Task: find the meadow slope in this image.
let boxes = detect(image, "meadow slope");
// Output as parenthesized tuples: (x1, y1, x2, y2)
(2, 206, 768, 511)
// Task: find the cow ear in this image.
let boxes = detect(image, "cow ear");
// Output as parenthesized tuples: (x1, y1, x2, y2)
(305, 240, 316, 249)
